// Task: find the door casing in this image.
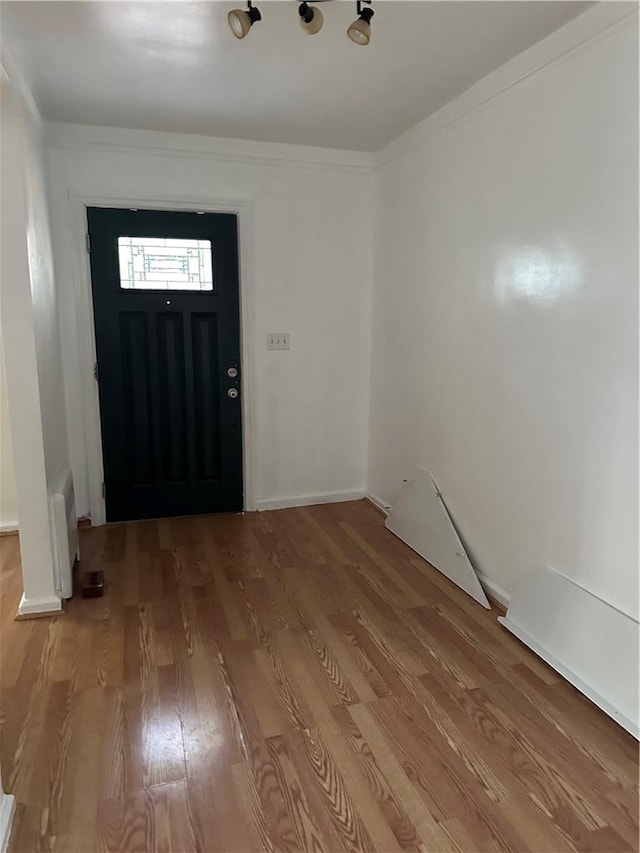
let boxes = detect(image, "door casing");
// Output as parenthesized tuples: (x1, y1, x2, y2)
(68, 190, 256, 525)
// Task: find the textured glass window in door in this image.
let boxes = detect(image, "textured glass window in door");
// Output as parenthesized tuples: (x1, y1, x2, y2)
(118, 237, 214, 291)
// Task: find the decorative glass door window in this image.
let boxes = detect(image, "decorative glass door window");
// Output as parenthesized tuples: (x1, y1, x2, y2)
(118, 237, 214, 291)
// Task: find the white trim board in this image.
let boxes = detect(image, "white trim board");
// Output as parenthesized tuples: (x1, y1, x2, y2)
(499, 565, 639, 739)
(0, 521, 19, 534)
(476, 571, 510, 610)
(366, 492, 392, 516)
(67, 190, 257, 525)
(256, 490, 366, 512)
(0, 790, 16, 853)
(48, 123, 374, 175)
(385, 470, 491, 609)
(18, 593, 62, 617)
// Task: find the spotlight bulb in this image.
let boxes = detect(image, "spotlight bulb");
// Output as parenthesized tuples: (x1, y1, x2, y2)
(228, 1, 262, 39)
(347, 5, 374, 45)
(298, 2, 324, 35)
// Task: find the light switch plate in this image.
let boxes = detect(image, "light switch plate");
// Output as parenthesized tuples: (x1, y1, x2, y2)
(267, 333, 291, 350)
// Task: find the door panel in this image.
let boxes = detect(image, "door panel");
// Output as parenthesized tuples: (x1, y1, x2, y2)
(192, 313, 222, 482)
(156, 312, 188, 484)
(88, 207, 242, 522)
(120, 311, 154, 488)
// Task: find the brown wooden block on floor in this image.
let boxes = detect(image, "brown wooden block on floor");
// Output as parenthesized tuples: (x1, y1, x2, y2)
(82, 568, 105, 598)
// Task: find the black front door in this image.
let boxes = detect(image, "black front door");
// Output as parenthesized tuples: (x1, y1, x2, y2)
(88, 207, 243, 522)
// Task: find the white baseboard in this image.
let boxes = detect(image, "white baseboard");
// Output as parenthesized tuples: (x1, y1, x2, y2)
(500, 616, 638, 738)
(0, 791, 16, 853)
(0, 521, 19, 534)
(255, 490, 366, 512)
(498, 565, 639, 739)
(18, 593, 63, 617)
(477, 571, 511, 608)
(366, 492, 392, 516)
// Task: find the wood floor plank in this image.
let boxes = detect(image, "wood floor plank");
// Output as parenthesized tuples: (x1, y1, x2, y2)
(188, 765, 254, 852)
(330, 704, 423, 852)
(267, 733, 330, 851)
(286, 723, 381, 853)
(329, 612, 396, 700)
(278, 567, 379, 702)
(339, 522, 428, 608)
(302, 628, 360, 706)
(54, 686, 112, 851)
(417, 675, 607, 849)
(97, 780, 197, 853)
(298, 507, 351, 564)
(471, 684, 640, 845)
(232, 637, 288, 738)
(369, 694, 506, 827)
(0, 500, 637, 853)
(348, 703, 453, 851)
(208, 515, 269, 582)
(246, 735, 310, 853)
(265, 509, 327, 568)
(231, 760, 274, 853)
(272, 628, 402, 852)
(457, 665, 636, 828)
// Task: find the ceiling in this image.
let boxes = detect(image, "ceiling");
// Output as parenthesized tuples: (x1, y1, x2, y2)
(1, 1, 594, 151)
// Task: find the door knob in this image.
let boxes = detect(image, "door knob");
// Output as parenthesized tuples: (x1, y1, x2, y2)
(227, 388, 239, 399)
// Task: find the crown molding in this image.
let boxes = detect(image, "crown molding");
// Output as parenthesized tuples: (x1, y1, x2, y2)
(0, 40, 44, 130)
(46, 122, 375, 175)
(375, 3, 639, 169)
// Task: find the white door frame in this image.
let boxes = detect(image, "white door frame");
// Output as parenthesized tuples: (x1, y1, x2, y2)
(68, 189, 256, 526)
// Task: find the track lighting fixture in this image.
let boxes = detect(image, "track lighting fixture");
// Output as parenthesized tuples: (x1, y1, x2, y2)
(227, 0, 376, 45)
(228, 0, 262, 39)
(298, 2, 324, 35)
(347, 0, 374, 45)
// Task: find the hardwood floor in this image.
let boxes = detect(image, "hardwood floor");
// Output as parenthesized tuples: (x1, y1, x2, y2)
(0, 500, 638, 852)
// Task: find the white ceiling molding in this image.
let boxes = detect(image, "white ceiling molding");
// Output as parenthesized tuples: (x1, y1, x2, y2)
(46, 122, 375, 174)
(0, 39, 44, 129)
(375, 2, 638, 169)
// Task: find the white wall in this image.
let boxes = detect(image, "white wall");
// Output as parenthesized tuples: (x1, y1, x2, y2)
(46, 125, 373, 518)
(0, 56, 69, 614)
(0, 335, 18, 531)
(369, 6, 639, 618)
